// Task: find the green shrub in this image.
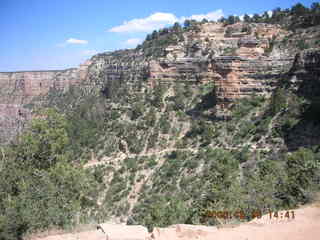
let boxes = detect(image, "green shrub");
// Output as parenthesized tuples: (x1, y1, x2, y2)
(270, 88, 287, 115)
(297, 39, 310, 50)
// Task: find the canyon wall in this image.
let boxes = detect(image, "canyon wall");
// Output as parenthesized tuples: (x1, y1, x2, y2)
(148, 22, 293, 115)
(0, 61, 92, 143)
(0, 22, 296, 142)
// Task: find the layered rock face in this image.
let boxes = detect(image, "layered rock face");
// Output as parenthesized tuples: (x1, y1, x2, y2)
(0, 22, 296, 141)
(87, 50, 149, 92)
(0, 61, 91, 143)
(0, 60, 91, 104)
(148, 22, 293, 115)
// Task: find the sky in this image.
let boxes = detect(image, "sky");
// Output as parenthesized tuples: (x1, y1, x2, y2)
(0, 0, 316, 71)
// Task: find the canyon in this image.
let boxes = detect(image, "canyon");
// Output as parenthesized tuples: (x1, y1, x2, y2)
(0, 22, 310, 141)
(2, 8, 320, 239)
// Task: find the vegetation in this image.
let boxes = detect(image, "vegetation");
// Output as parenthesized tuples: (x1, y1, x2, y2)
(1, 2, 320, 238)
(0, 109, 100, 239)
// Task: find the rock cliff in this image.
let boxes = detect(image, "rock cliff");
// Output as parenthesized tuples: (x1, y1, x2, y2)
(0, 22, 298, 142)
(87, 23, 294, 113)
(0, 61, 91, 142)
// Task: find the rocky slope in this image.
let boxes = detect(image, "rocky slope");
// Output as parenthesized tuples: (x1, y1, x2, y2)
(0, 12, 320, 239)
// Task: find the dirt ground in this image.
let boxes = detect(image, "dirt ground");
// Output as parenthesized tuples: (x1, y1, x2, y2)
(31, 204, 320, 240)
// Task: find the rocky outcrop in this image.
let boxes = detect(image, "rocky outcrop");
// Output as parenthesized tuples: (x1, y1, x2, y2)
(87, 50, 149, 92)
(212, 56, 292, 113)
(291, 48, 320, 73)
(287, 48, 320, 98)
(278, 48, 320, 151)
(147, 22, 293, 116)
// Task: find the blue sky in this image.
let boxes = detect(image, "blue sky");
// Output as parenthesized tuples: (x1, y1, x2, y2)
(0, 0, 315, 71)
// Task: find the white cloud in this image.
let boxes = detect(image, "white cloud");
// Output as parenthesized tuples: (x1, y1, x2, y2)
(57, 38, 88, 47)
(109, 12, 178, 33)
(109, 10, 224, 33)
(81, 50, 98, 56)
(124, 38, 143, 47)
(267, 10, 273, 17)
(180, 9, 224, 22)
(66, 38, 88, 44)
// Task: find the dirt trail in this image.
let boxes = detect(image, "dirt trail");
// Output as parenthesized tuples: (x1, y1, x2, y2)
(84, 147, 197, 168)
(31, 204, 320, 240)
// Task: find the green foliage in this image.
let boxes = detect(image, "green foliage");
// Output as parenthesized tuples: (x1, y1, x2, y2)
(270, 88, 287, 115)
(124, 158, 139, 172)
(223, 47, 237, 56)
(232, 95, 265, 119)
(159, 114, 171, 134)
(283, 148, 320, 204)
(132, 195, 191, 232)
(240, 2, 320, 29)
(226, 15, 237, 25)
(152, 84, 166, 108)
(0, 109, 99, 239)
(141, 25, 184, 57)
(145, 108, 157, 126)
(4, 8, 320, 233)
(131, 102, 145, 120)
(297, 39, 310, 50)
(252, 14, 262, 23)
(172, 83, 186, 111)
(146, 158, 158, 169)
(304, 97, 320, 122)
(199, 150, 243, 211)
(243, 14, 251, 23)
(15, 108, 70, 170)
(264, 36, 276, 55)
(186, 120, 217, 146)
(291, 3, 309, 16)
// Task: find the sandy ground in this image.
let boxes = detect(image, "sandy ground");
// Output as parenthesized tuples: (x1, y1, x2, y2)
(31, 205, 320, 240)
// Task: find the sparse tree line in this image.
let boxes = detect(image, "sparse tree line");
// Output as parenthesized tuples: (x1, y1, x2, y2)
(139, 2, 320, 54)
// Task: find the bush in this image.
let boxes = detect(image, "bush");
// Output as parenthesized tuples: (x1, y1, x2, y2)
(283, 148, 320, 205)
(0, 109, 98, 238)
(297, 39, 310, 50)
(159, 115, 171, 134)
(270, 88, 287, 115)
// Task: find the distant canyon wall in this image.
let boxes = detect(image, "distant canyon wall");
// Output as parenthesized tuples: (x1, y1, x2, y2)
(0, 61, 92, 143)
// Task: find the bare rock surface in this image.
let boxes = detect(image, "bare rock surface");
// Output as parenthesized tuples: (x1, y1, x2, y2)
(32, 205, 320, 240)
